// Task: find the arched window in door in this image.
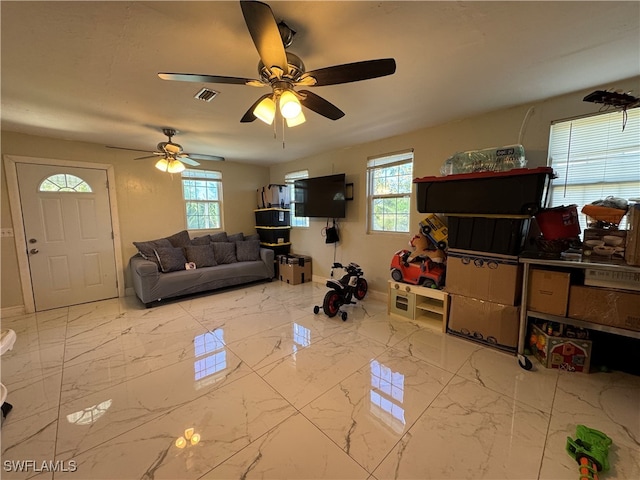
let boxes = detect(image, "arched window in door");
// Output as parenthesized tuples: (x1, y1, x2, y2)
(39, 174, 92, 192)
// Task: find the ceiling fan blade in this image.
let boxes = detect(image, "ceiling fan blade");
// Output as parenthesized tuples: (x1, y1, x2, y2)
(133, 155, 160, 161)
(300, 58, 396, 86)
(179, 157, 201, 167)
(240, 0, 289, 75)
(158, 73, 261, 86)
(298, 90, 345, 120)
(106, 145, 155, 154)
(183, 153, 225, 162)
(240, 93, 272, 123)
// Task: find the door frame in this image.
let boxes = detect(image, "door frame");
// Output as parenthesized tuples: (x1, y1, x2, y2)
(4, 155, 125, 313)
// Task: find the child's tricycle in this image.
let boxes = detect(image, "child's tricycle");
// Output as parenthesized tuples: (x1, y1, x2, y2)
(313, 262, 368, 321)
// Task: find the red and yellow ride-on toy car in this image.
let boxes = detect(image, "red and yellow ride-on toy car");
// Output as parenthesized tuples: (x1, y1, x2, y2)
(390, 250, 446, 288)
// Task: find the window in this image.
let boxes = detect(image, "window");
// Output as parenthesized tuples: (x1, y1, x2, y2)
(182, 169, 223, 230)
(367, 150, 414, 233)
(548, 109, 640, 232)
(285, 169, 309, 227)
(39, 174, 92, 192)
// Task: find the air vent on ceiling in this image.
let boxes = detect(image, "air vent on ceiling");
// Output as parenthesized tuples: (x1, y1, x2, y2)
(194, 88, 219, 102)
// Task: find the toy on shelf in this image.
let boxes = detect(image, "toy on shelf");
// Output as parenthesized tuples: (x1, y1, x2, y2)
(389, 215, 448, 288)
(566, 425, 612, 480)
(418, 213, 449, 250)
(390, 250, 446, 288)
(313, 262, 367, 321)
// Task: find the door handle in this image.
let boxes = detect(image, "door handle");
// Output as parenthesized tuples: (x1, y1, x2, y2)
(29, 248, 39, 254)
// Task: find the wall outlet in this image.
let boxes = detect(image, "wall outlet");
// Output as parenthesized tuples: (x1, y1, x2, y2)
(1, 228, 14, 237)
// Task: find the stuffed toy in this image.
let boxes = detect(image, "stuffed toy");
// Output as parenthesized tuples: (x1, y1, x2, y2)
(404, 231, 446, 264)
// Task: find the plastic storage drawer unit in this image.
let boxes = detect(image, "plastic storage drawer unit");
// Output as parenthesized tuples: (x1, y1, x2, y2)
(414, 167, 555, 215)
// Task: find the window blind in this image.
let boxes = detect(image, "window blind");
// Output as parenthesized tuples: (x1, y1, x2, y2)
(548, 108, 640, 230)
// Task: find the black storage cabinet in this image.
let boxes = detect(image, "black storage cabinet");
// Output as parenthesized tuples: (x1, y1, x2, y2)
(414, 167, 554, 215)
(447, 216, 531, 256)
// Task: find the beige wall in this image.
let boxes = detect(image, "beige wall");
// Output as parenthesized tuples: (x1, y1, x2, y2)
(270, 76, 640, 293)
(1, 132, 269, 309)
(2, 75, 638, 310)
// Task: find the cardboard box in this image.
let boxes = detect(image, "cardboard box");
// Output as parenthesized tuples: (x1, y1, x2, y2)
(568, 285, 640, 332)
(527, 269, 571, 316)
(277, 254, 312, 285)
(447, 294, 519, 351)
(529, 324, 592, 373)
(445, 249, 522, 305)
(584, 268, 640, 292)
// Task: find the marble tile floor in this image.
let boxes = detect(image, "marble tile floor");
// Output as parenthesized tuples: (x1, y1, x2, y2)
(0, 280, 638, 480)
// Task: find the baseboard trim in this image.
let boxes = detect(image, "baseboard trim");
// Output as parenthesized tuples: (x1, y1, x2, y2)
(1, 305, 26, 318)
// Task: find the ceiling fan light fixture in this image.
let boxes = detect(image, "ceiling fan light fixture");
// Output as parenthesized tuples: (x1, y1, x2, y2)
(155, 158, 169, 172)
(279, 90, 301, 119)
(286, 110, 306, 127)
(254, 96, 277, 124)
(167, 159, 186, 174)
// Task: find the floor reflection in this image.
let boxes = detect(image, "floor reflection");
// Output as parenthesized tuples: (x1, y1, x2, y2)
(369, 360, 406, 433)
(194, 330, 227, 387)
(66, 399, 113, 425)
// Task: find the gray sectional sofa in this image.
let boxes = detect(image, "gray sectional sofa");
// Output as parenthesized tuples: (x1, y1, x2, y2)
(130, 230, 274, 307)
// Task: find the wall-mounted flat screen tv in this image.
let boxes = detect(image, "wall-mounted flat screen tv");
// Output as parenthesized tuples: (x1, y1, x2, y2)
(294, 173, 346, 218)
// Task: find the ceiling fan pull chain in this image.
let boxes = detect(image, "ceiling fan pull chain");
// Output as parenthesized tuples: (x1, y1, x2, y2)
(282, 116, 286, 149)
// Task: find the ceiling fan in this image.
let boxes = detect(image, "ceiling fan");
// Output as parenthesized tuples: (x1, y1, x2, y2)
(106, 128, 225, 173)
(158, 0, 396, 127)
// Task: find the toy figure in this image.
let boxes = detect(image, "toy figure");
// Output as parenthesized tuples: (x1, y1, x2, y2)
(403, 231, 446, 265)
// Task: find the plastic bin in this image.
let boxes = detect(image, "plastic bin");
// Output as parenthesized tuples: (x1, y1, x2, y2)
(256, 226, 291, 244)
(447, 216, 531, 255)
(414, 167, 555, 215)
(255, 208, 290, 227)
(534, 205, 581, 240)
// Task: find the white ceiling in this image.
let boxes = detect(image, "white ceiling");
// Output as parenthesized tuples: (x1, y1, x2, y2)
(2, 1, 639, 166)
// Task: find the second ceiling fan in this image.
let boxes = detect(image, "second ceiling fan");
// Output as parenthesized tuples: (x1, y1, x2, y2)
(107, 128, 225, 173)
(158, 0, 396, 127)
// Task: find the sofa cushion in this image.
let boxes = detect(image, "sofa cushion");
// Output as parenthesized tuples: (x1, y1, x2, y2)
(165, 230, 191, 248)
(244, 233, 260, 242)
(133, 238, 173, 265)
(184, 245, 217, 268)
(236, 240, 261, 262)
(227, 232, 244, 243)
(209, 232, 229, 243)
(190, 235, 211, 246)
(154, 247, 187, 273)
(212, 242, 237, 264)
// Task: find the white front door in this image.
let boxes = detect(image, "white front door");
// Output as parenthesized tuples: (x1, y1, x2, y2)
(16, 163, 118, 310)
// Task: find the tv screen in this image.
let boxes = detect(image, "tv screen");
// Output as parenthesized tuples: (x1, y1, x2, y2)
(294, 174, 346, 218)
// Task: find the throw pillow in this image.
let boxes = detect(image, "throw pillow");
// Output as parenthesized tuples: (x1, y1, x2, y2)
(227, 232, 244, 243)
(133, 238, 173, 264)
(209, 232, 229, 243)
(154, 247, 187, 273)
(212, 242, 237, 264)
(236, 240, 261, 262)
(244, 233, 260, 242)
(190, 235, 211, 246)
(184, 245, 217, 268)
(165, 230, 191, 248)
